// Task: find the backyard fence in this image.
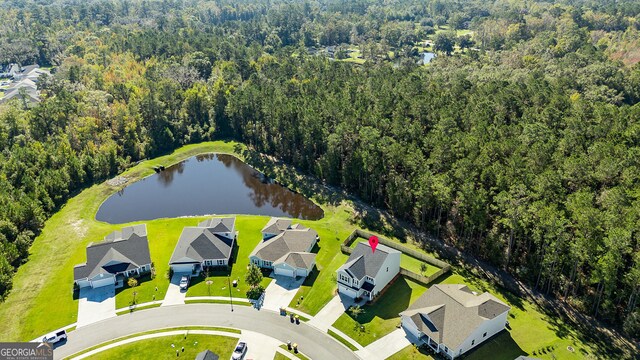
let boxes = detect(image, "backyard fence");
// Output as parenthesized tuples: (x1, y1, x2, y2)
(341, 229, 451, 287)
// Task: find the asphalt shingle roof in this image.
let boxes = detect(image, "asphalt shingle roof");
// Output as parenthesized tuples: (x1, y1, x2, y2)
(274, 252, 316, 270)
(195, 350, 219, 360)
(338, 242, 400, 280)
(250, 228, 317, 262)
(170, 218, 236, 264)
(400, 284, 510, 350)
(74, 225, 151, 281)
(261, 217, 293, 234)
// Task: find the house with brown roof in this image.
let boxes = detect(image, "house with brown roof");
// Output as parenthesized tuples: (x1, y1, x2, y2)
(400, 284, 511, 359)
(250, 218, 318, 278)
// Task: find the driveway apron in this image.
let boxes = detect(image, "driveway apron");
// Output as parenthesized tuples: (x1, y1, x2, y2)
(77, 285, 115, 328)
(162, 273, 189, 306)
(262, 275, 305, 312)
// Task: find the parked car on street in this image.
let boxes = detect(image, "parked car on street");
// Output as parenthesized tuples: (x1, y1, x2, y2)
(42, 330, 67, 343)
(231, 341, 247, 360)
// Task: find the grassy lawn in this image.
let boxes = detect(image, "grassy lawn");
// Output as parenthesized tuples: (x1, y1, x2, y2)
(386, 345, 434, 360)
(90, 334, 238, 360)
(0, 141, 245, 341)
(327, 329, 359, 351)
(186, 216, 273, 298)
(332, 277, 428, 346)
(274, 352, 289, 360)
(115, 303, 161, 316)
(279, 344, 311, 360)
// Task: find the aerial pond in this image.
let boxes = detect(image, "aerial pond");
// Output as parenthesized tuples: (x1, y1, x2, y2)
(96, 154, 324, 223)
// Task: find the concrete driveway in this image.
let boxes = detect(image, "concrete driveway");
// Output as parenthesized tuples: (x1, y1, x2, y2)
(238, 330, 287, 360)
(355, 328, 415, 360)
(307, 293, 356, 331)
(262, 275, 305, 312)
(162, 273, 189, 306)
(77, 285, 115, 328)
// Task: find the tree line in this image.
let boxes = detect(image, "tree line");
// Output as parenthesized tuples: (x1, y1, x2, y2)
(0, 0, 639, 339)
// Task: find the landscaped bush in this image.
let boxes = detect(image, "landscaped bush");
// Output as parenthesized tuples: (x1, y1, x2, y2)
(246, 285, 264, 300)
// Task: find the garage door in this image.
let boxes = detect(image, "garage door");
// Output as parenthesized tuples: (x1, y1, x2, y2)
(274, 267, 294, 278)
(339, 284, 358, 298)
(171, 264, 194, 273)
(91, 276, 115, 288)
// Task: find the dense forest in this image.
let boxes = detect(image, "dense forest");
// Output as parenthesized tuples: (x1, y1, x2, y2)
(0, 0, 639, 339)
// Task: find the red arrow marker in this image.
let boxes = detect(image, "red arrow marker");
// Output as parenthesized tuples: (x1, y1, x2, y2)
(369, 236, 379, 253)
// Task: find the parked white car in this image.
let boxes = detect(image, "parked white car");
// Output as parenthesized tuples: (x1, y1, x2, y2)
(42, 330, 67, 343)
(231, 341, 247, 360)
(179, 276, 190, 290)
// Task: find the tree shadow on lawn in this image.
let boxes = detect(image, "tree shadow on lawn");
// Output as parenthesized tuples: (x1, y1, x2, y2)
(464, 331, 527, 360)
(349, 277, 414, 324)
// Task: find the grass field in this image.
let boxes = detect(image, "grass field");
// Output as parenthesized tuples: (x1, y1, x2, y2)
(332, 277, 428, 346)
(0, 141, 620, 360)
(274, 352, 289, 360)
(0, 141, 245, 341)
(89, 334, 238, 360)
(386, 345, 434, 360)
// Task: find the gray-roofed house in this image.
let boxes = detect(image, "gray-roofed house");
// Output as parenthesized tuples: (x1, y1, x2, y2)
(73, 224, 151, 289)
(261, 217, 293, 239)
(169, 217, 237, 274)
(399, 284, 511, 359)
(194, 349, 219, 360)
(336, 241, 401, 301)
(250, 220, 318, 278)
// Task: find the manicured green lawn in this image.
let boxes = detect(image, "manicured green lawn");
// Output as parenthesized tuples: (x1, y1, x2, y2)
(186, 216, 273, 298)
(386, 345, 434, 360)
(0, 141, 245, 341)
(274, 352, 289, 360)
(332, 277, 428, 346)
(90, 334, 238, 360)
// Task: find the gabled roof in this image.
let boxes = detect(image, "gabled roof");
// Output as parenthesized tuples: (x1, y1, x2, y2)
(261, 217, 292, 234)
(195, 349, 219, 360)
(337, 242, 400, 280)
(274, 252, 316, 270)
(400, 284, 510, 350)
(197, 217, 235, 233)
(250, 228, 317, 262)
(170, 218, 236, 264)
(74, 225, 151, 281)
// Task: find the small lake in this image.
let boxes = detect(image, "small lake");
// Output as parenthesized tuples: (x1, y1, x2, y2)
(96, 154, 324, 223)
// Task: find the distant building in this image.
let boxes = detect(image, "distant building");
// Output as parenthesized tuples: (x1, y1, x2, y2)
(400, 284, 511, 359)
(0, 64, 50, 105)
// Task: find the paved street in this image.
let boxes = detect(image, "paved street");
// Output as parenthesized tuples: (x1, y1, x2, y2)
(162, 273, 188, 306)
(262, 275, 305, 311)
(54, 304, 361, 360)
(76, 286, 115, 328)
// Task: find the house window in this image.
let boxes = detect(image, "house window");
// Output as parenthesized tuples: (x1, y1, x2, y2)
(386, 267, 389, 272)
(217, 259, 225, 265)
(444, 346, 449, 353)
(471, 340, 475, 345)
(483, 332, 487, 338)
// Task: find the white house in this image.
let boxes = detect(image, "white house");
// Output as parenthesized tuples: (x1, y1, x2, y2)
(169, 217, 237, 274)
(250, 219, 318, 278)
(400, 284, 511, 359)
(74, 224, 151, 289)
(336, 242, 401, 301)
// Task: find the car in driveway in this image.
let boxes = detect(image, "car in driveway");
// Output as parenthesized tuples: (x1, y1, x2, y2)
(42, 330, 67, 344)
(231, 341, 247, 360)
(179, 276, 190, 290)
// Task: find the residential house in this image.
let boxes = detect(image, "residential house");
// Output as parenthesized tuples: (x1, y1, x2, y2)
(73, 224, 151, 289)
(169, 217, 237, 274)
(336, 242, 401, 301)
(400, 284, 511, 359)
(250, 219, 318, 278)
(195, 349, 219, 360)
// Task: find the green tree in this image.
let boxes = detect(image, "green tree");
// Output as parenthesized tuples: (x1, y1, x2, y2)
(245, 263, 263, 288)
(433, 31, 456, 55)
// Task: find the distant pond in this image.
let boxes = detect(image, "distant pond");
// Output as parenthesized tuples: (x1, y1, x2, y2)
(96, 154, 324, 223)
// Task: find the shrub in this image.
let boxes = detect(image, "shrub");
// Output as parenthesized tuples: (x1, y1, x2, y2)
(246, 285, 264, 300)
